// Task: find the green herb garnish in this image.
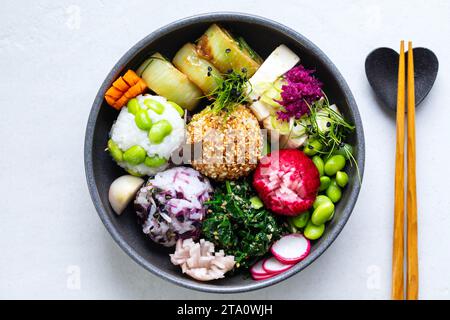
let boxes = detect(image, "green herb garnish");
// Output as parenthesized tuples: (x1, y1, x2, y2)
(209, 70, 251, 116)
(301, 95, 360, 180)
(202, 179, 284, 269)
(306, 97, 354, 150)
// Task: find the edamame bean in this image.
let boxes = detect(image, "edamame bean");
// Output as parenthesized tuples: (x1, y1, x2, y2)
(148, 120, 173, 144)
(126, 168, 144, 177)
(313, 195, 333, 209)
(123, 145, 146, 165)
(148, 131, 165, 144)
(312, 155, 324, 176)
(336, 171, 349, 187)
(324, 155, 346, 176)
(148, 130, 165, 144)
(127, 98, 140, 115)
(107, 139, 123, 162)
(327, 210, 335, 222)
(330, 178, 339, 187)
(144, 99, 165, 114)
(144, 155, 167, 168)
(326, 182, 342, 203)
(311, 201, 335, 225)
(134, 110, 153, 130)
(249, 196, 264, 209)
(304, 139, 323, 156)
(289, 211, 310, 228)
(319, 176, 331, 191)
(333, 143, 353, 160)
(304, 221, 325, 240)
(168, 101, 184, 117)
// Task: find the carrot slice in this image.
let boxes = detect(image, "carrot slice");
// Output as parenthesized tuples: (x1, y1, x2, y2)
(105, 70, 147, 110)
(113, 95, 129, 110)
(122, 70, 140, 87)
(105, 95, 116, 106)
(105, 86, 123, 100)
(111, 102, 122, 110)
(125, 82, 146, 99)
(136, 78, 147, 92)
(124, 91, 134, 100)
(112, 77, 130, 92)
(124, 86, 139, 99)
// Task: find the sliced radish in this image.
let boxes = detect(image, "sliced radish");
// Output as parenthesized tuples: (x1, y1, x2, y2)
(250, 259, 268, 276)
(262, 257, 294, 274)
(251, 272, 275, 281)
(271, 234, 311, 264)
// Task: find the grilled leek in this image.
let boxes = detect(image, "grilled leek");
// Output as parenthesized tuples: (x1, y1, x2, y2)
(172, 43, 222, 95)
(197, 24, 261, 77)
(138, 53, 202, 111)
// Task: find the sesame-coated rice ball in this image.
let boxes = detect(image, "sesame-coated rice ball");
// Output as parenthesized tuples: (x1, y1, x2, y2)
(186, 105, 262, 181)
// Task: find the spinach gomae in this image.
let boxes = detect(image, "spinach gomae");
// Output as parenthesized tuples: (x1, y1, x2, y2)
(202, 179, 285, 269)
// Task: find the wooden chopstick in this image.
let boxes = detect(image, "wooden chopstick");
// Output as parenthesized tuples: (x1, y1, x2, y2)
(392, 40, 405, 300)
(406, 41, 419, 300)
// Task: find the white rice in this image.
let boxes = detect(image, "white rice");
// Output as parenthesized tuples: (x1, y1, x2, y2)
(109, 94, 185, 176)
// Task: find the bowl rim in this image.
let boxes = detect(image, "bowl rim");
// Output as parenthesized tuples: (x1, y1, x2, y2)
(84, 11, 365, 294)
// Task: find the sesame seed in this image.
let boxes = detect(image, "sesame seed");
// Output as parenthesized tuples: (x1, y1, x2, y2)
(186, 105, 262, 181)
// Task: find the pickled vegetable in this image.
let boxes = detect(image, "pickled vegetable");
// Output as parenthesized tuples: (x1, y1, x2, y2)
(260, 79, 284, 109)
(138, 53, 202, 111)
(104, 70, 147, 110)
(173, 43, 223, 95)
(197, 24, 261, 77)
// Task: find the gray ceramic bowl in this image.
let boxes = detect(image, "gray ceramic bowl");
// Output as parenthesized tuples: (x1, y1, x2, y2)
(85, 12, 365, 293)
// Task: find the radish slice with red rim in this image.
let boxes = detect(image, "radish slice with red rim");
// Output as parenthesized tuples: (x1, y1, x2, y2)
(262, 257, 294, 274)
(251, 272, 275, 281)
(250, 258, 269, 276)
(271, 233, 311, 263)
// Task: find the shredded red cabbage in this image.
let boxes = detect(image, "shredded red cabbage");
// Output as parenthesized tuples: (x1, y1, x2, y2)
(276, 65, 323, 121)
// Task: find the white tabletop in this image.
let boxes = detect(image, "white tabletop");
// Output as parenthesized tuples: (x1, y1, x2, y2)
(1, 0, 449, 299)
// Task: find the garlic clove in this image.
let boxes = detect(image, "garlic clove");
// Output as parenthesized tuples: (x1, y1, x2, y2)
(108, 175, 145, 215)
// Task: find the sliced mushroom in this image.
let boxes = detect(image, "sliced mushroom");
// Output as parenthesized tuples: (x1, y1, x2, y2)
(170, 239, 235, 281)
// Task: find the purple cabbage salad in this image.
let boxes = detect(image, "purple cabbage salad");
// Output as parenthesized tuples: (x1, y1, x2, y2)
(277, 65, 323, 121)
(134, 167, 213, 247)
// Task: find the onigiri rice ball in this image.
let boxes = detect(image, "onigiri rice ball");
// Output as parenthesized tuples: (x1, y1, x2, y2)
(108, 94, 185, 176)
(134, 167, 213, 247)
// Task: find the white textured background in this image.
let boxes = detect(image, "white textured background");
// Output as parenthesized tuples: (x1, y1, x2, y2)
(1, 0, 449, 299)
